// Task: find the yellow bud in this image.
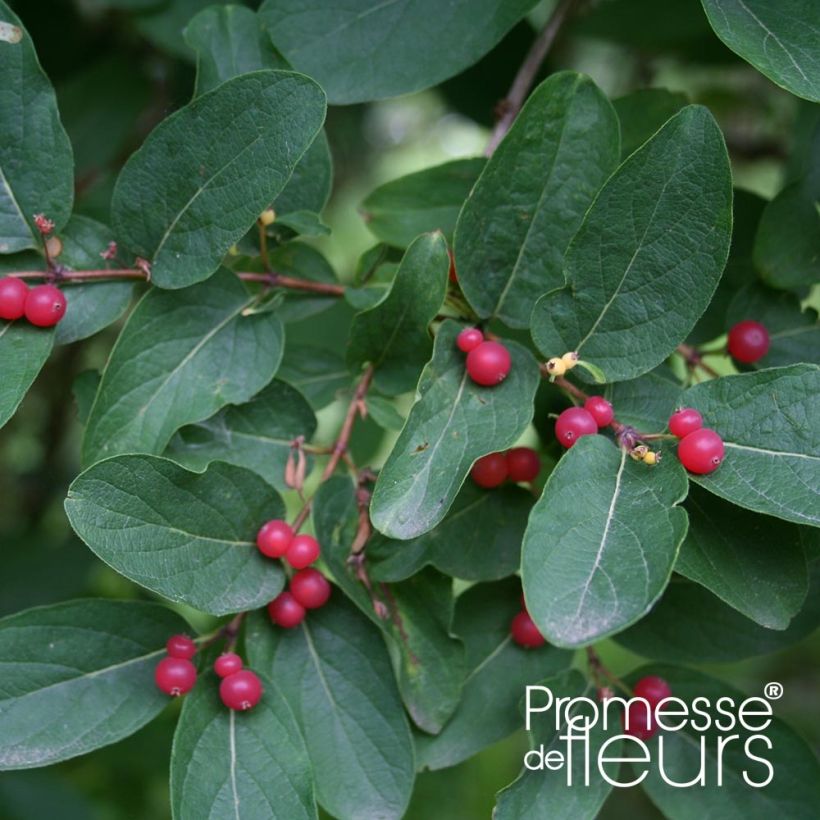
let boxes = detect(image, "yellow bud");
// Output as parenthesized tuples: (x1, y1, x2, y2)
(630, 445, 648, 461)
(45, 235, 62, 258)
(259, 208, 276, 226)
(545, 357, 567, 377)
(561, 351, 579, 369)
(227, 244, 239, 256)
(643, 451, 660, 466)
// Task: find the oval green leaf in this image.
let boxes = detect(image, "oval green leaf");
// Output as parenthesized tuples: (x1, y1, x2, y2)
(0, 322, 53, 429)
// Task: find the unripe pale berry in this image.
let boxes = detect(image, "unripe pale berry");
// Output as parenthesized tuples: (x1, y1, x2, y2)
(727, 320, 769, 363)
(506, 447, 540, 482)
(259, 208, 275, 226)
(466, 341, 511, 386)
(214, 652, 243, 678)
(285, 534, 320, 569)
(456, 327, 484, 353)
(545, 357, 566, 377)
(166, 634, 196, 659)
(219, 669, 263, 711)
(155, 656, 197, 696)
(584, 396, 614, 427)
(633, 675, 672, 706)
(256, 519, 293, 558)
(677, 428, 724, 474)
(0, 277, 29, 320)
(668, 407, 703, 439)
(510, 611, 545, 648)
(643, 450, 660, 466)
(471, 452, 508, 488)
(24, 284, 66, 327)
(290, 568, 332, 609)
(561, 351, 579, 369)
(268, 591, 306, 628)
(555, 407, 598, 449)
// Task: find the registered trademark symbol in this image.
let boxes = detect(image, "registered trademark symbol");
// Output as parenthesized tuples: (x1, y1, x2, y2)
(764, 682, 784, 700)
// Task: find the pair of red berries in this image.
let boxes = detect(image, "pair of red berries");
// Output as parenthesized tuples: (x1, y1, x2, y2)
(471, 446, 540, 488)
(154, 634, 264, 711)
(456, 326, 512, 386)
(256, 520, 320, 569)
(511, 597, 546, 648)
(668, 408, 724, 474)
(621, 675, 672, 740)
(0, 277, 67, 327)
(554, 396, 613, 449)
(727, 320, 769, 364)
(268, 567, 332, 628)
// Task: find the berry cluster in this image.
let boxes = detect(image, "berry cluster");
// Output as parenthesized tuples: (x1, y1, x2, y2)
(0, 278, 67, 327)
(621, 675, 672, 740)
(456, 326, 511, 386)
(544, 351, 579, 377)
(554, 396, 613, 449)
(669, 408, 724, 474)
(154, 634, 264, 711)
(510, 595, 546, 649)
(471, 446, 540, 488)
(257, 519, 332, 629)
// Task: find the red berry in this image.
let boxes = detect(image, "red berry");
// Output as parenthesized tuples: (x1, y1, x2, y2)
(285, 534, 320, 569)
(166, 634, 197, 659)
(256, 519, 293, 558)
(555, 407, 598, 449)
(466, 341, 511, 386)
(584, 396, 614, 427)
(633, 675, 672, 706)
(268, 591, 306, 628)
(155, 656, 197, 696)
(727, 320, 769, 363)
(24, 284, 66, 327)
(668, 407, 703, 439)
(0, 277, 29, 320)
(290, 568, 332, 609)
(677, 428, 724, 474)
(219, 669, 263, 711)
(471, 452, 508, 488)
(448, 249, 457, 283)
(510, 611, 545, 648)
(621, 700, 657, 740)
(506, 447, 540, 482)
(456, 327, 484, 353)
(214, 652, 243, 678)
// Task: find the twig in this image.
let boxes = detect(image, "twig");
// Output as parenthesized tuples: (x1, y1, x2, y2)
(677, 343, 720, 379)
(586, 646, 631, 696)
(485, 0, 578, 156)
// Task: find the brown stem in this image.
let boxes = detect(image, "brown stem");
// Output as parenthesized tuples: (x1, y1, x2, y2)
(291, 366, 375, 533)
(197, 611, 246, 651)
(485, 0, 578, 156)
(677, 343, 720, 379)
(586, 646, 631, 696)
(258, 221, 272, 272)
(7, 268, 345, 296)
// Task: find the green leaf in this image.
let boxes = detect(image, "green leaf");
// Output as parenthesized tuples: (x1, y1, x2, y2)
(0, 0, 73, 253)
(311, 478, 466, 734)
(616, 567, 820, 662)
(367, 395, 405, 431)
(274, 209, 329, 237)
(135, 0, 232, 60)
(246, 594, 415, 820)
(415, 579, 572, 770)
(368, 480, 533, 582)
(678, 485, 808, 629)
(532, 105, 732, 383)
(0, 322, 53, 429)
(170, 669, 316, 820)
(278, 344, 350, 410)
(682, 365, 820, 527)
(65, 456, 286, 615)
(605, 364, 683, 432)
(455, 72, 620, 328)
(259, 0, 538, 104)
(111, 71, 325, 289)
(165, 380, 316, 492)
(753, 177, 820, 290)
(347, 232, 449, 395)
(634, 664, 820, 819)
(274, 131, 332, 218)
(54, 215, 134, 346)
(72, 369, 100, 425)
(494, 670, 618, 820)
(0, 599, 188, 770)
(613, 88, 688, 158)
(522, 436, 689, 648)
(371, 320, 540, 540)
(726, 283, 820, 368)
(184, 5, 287, 96)
(361, 158, 485, 249)
(701, 0, 820, 102)
(82, 269, 283, 465)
